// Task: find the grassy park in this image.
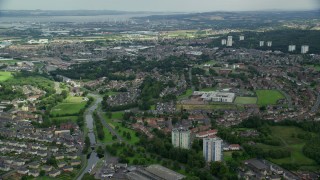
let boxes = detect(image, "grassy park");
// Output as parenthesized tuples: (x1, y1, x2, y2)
(178, 88, 193, 100)
(257, 126, 318, 170)
(103, 112, 139, 144)
(51, 96, 87, 116)
(256, 90, 285, 106)
(0, 71, 13, 82)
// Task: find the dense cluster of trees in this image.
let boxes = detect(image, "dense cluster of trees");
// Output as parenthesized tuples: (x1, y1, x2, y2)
(138, 77, 165, 110)
(0, 84, 25, 100)
(303, 137, 320, 164)
(82, 136, 91, 154)
(53, 55, 190, 80)
(93, 112, 105, 140)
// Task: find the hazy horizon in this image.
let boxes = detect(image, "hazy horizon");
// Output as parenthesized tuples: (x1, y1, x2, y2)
(0, 0, 319, 12)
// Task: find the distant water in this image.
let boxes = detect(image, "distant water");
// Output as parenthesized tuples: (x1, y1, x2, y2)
(0, 13, 170, 23)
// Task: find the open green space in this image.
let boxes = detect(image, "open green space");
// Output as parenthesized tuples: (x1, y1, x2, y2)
(255, 90, 285, 106)
(223, 151, 234, 162)
(234, 97, 257, 105)
(256, 126, 318, 170)
(93, 119, 115, 144)
(0, 59, 20, 65)
(178, 88, 193, 100)
(0, 71, 13, 82)
(51, 96, 86, 116)
(106, 91, 119, 96)
(103, 112, 139, 144)
(51, 116, 78, 123)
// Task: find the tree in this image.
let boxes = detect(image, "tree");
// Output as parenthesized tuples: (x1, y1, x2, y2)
(96, 146, 105, 158)
(40, 170, 46, 176)
(46, 156, 57, 166)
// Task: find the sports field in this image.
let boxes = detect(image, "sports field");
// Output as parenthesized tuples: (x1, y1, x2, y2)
(256, 90, 285, 106)
(234, 97, 257, 105)
(0, 71, 12, 82)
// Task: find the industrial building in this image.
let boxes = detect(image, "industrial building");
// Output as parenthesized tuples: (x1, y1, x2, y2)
(203, 137, 223, 162)
(126, 164, 185, 180)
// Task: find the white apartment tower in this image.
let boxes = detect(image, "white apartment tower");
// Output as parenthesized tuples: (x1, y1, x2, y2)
(203, 137, 223, 162)
(227, 36, 233, 47)
(259, 41, 264, 47)
(288, 45, 296, 52)
(267, 41, 272, 47)
(172, 128, 191, 149)
(301, 45, 309, 54)
(239, 35, 245, 41)
(221, 39, 227, 45)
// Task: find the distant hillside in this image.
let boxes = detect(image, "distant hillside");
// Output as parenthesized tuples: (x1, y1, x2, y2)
(0, 10, 158, 17)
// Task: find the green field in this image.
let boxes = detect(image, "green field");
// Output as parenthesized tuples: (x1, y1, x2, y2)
(257, 126, 318, 170)
(223, 151, 234, 161)
(51, 96, 86, 116)
(234, 97, 257, 105)
(51, 116, 78, 123)
(103, 112, 139, 144)
(0, 60, 20, 65)
(178, 88, 193, 100)
(256, 90, 285, 106)
(106, 91, 119, 96)
(0, 71, 13, 82)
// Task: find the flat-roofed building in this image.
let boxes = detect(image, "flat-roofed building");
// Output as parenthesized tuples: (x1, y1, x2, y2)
(194, 91, 235, 103)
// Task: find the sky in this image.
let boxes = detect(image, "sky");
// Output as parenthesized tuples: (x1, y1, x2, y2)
(0, 0, 319, 12)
